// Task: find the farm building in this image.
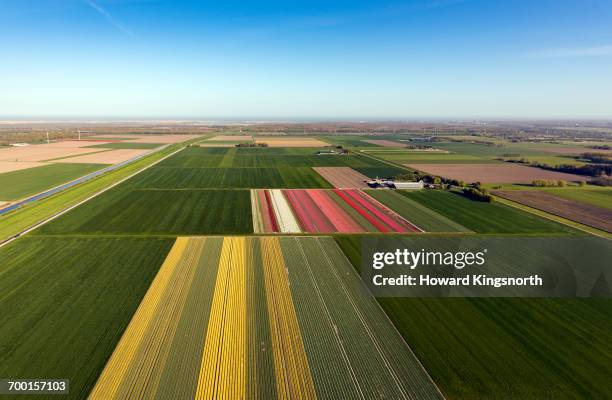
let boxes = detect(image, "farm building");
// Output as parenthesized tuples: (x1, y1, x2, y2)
(367, 178, 424, 190)
(392, 181, 424, 189)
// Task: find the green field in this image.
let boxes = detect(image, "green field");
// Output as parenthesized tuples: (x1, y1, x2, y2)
(0, 144, 183, 242)
(400, 190, 576, 234)
(543, 188, 612, 209)
(38, 187, 252, 235)
(353, 166, 409, 178)
(158, 147, 396, 168)
(335, 235, 612, 400)
(0, 163, 105, 201)
(364, 149, 492, 163)
(0, 237, 173, 400)
(131, 166, 332, 188)
(366, 190, 471, 232)
(316, 135, 380, 147)
(85, 142, 162, 149)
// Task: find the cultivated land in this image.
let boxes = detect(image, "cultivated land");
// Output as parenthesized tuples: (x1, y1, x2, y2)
(543, 188, 612, 209)
(312, 167, 370, 188)
(493, 190, 612, 233)
(365, 150, 488, 164)
(1, 128, 610, 399)
(85, 142, 162, 149)
(0, 141, 194, 242)
(131, 166, 331, 188)
(361, 139, 407, 147)
(37, 187, 252, 235)
(399, 190, 576, 234)
(336, 235, 612, 400)
(252, 189, 420, 233)
(0, 160, 46, 173)
(0, 237, 173, 400)
(159, 147, 396, 168)
(92, 134, 202, 143)
(58, 148, 152, 164)
(253, 136, 330, 147)
(91, 236, 442, 399)
(366, 190, 471, 232)
(406, 163, 587, 183)
(0, 144, 107, 162)
(0, 163, 105, 201)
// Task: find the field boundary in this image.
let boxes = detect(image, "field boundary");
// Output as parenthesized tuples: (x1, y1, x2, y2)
(0, 147, 186, 248)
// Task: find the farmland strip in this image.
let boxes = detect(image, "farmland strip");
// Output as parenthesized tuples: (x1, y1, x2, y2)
(155, 237, 223, 399)
(269, 189, 302, 233)
(262, 189, 280, 232)
(332, 189, 390, 232)
(196, 237, 247, 399)
(246, 237, 278, 399)
(351, 189, 422, 232)
(260, 237, 316, 399)
(284, 189, 336, 232)
(251, 189, 265, 233)
(307, 190, 365, 233)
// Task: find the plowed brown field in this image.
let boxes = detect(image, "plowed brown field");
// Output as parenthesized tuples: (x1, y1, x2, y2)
(313, 167, 370, 188)
(493, 190, 612, 233)
(406, 163, 587, 183)
(59, 149, 151, 164)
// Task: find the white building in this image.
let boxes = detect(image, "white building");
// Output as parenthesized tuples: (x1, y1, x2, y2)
(391, 180, 424, 190)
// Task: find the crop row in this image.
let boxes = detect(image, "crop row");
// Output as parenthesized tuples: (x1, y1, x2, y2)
(90, 236, 442, 399)
(252, 189, 421, 233)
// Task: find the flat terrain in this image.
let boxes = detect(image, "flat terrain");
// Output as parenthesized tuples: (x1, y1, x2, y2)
(253, 189, 420, 233)
(399, 190, 575, 234)
(92, 134, 202, 143)
(532, 146, 612, 155)
(207, 135, 253, 141)
(253, 136, 329, 147)
(366, 150, 488, 163)
(543, 188, 612, 209)
(313, 167, 370, 188)
(131, 166, 331, 188)
(336, 235, 612, 400)
(353, 166, 409, 179)
(91, 236, 442, 399)
(494, 190, 612, 233)
(85, 142, 162, 149)
(366, 190, 471, 232)
(58, 149, 151, 164)
(37, 187, 252, 235)
(0, 163, 104, 201)
(0, 237, 173, 400)
(157, 147, 397, 168)
(0, 160, 45, 173)
(0, 144, 106, 162)
(361, 139, 407, 147)
(406, 163, 587, 183)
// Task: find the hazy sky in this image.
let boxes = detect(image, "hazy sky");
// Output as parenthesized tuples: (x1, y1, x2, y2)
(2, 0, 611, 119)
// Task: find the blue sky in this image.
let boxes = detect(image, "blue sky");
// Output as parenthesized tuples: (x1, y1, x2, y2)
(1, 0, 611, 119)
